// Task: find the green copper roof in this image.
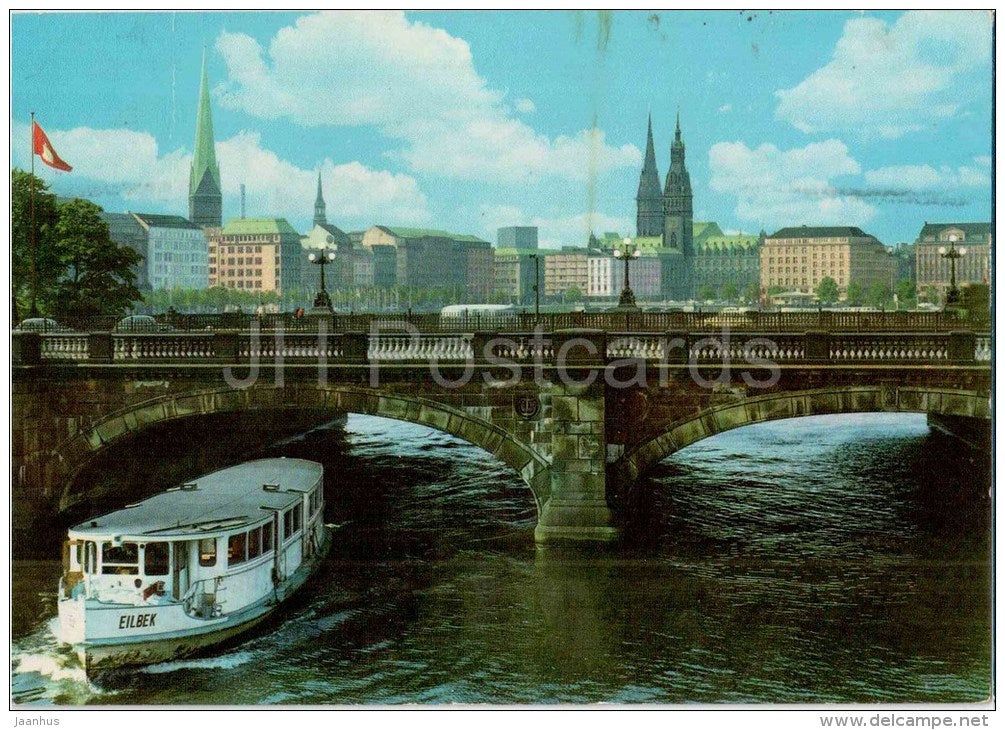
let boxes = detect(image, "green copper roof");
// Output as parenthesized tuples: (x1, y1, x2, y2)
(190, 48, 221, 195)
(381, 226, 488, 243)
(221, 218, 300, 236)
(692, 221, 724, 242)
(494, 247, 540, 257)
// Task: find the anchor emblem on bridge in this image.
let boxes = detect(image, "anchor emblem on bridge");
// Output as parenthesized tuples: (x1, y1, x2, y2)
(514, 393, 540, 419)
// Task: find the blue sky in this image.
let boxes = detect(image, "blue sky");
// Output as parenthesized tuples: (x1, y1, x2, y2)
(11, 10, 993, 247)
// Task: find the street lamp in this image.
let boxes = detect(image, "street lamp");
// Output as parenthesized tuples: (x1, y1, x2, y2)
(529, 253, 541, 320)
(612, 236, 642, 310)
(937, 239, 967, 307)
(308, 249, 336, 312)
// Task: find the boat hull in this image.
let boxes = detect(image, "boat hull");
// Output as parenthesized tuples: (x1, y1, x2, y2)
(65, 526, 333, 673)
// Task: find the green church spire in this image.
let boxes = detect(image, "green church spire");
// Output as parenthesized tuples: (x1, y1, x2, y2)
(189, 47, 222, 227)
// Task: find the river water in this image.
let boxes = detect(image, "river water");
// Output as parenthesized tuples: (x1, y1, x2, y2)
(11, 413, 991, 705)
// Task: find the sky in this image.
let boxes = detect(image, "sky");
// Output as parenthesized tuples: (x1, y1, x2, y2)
(10, 10, 993, 248)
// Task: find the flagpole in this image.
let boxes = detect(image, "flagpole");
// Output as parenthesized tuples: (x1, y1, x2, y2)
(29, 110, 38, 318)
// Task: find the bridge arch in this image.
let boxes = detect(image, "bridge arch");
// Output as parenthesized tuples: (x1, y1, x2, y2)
(614, 385, 990, 486)
(44, 383, 551, 517)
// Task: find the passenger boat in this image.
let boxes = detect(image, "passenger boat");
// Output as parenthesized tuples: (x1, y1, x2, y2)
(55, 458, 332, 672)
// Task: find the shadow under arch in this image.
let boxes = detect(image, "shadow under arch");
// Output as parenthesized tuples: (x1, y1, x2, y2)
(46, 383, 551, 519)
(613, 384, 990, 488)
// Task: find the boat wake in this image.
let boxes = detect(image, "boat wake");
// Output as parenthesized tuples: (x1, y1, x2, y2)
(11, 619, 110, 704)
(140, 649, 259, 674)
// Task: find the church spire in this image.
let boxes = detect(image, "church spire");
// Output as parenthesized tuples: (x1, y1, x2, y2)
(675, 110, 681, 143)
(636, 113, 663, 237)
(313, 169, 327, 226)
(189, 46, 222, 227)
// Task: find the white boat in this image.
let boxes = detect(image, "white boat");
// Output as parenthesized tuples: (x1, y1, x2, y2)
(55, 458, 332, 672)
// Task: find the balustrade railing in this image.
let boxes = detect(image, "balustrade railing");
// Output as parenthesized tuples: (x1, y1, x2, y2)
(368, 334, 472, 362)
(17, 328, 991, 367)
(828, 334, 950, 362)
(38, 333, 90, 361)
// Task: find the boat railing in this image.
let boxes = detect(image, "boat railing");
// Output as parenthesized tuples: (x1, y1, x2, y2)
(183, 578, 224, 619)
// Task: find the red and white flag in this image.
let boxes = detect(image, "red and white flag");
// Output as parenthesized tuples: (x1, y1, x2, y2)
(32, 120, 72, 172)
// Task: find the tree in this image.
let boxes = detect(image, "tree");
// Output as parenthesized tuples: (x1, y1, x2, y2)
(894, 279, 916, 309)
(767, 285, 785, 296)
(12, 169, 60, 317)
(697, 284, 717, 301)
(866, 282, 893, 308)
(720, 281, 739, 302)
(50, 198, 142, 320)
(845, 281, 865, 306)
(815, 276, 839, 304)
(742, 282, 760, 303)
(565, 287, 583, 303)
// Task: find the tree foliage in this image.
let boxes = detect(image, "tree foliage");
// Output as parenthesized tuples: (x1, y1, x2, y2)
(845, 281, 865, 306)
(815, 276, 839, 304)
(720, 281, 739, 302)
(12, 169, 142, 320)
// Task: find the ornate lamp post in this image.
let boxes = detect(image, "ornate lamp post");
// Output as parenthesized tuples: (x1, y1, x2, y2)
(308, 249, 336, 313)
(612, 237, 642, 310)
(937, 239, 967, 308)
(529, 253, 541, 320)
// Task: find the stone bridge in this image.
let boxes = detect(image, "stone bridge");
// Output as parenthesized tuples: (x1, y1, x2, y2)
(12, 321, 992, 543)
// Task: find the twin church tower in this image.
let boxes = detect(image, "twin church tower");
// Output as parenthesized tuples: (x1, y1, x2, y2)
(636, 113, 693, 255)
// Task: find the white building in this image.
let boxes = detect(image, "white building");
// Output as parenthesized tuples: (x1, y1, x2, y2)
(132, 213, 209, 290)
(588, 256, 613, 297)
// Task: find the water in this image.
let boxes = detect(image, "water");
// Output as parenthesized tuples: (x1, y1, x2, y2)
(11, 413, 991, 704)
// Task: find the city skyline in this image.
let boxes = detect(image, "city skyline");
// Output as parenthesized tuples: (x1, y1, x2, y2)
(10, 10, 993, 247)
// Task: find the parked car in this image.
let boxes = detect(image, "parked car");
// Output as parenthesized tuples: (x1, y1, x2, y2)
(113, 315, 174, 333)
(14, 317, 67, 333)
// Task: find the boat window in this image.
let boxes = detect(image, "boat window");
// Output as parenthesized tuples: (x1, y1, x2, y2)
(102, 542, 139, 575)
(72, 541, 82, 569)
(144, 542, 169, 576)
(248, 526, 262, 560)
(283, 509, 294, 540)
(228, 532, 247, 566)
(199, 538, 217, 567)
(263, 522, 273, 553)
(293, 505, 302, 534)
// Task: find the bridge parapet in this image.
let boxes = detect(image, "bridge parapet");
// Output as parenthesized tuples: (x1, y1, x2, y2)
(14, 328, 990, 367)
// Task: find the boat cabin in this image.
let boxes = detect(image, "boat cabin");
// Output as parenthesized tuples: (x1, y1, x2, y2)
(61, 459, 326, 619)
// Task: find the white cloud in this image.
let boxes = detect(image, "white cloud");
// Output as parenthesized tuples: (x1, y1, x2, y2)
(531, 211, 634, 249)
(863, 163, 990, 190)
(775, 11, 991, 138)
(214, 11, 640, 182)
(718, 104, 732, 114)
(10, 121, 429, 226)
(514, 98, 536, 114)
(708, 139, 876, 228)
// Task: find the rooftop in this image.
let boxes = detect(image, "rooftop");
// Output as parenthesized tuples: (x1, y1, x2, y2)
(132, 213, 202, 231)
(221, 218, 301, 237)
(768, 226, 873, 240)
(379, 225, 488, 243)
(917, 222, 991, 240)
(68, 458, 321, 539)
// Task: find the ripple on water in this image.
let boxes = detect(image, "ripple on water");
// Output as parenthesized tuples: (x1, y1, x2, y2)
(11, 412, 991, 705)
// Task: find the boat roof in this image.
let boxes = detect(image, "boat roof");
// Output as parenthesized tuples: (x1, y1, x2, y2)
(68, 459, 323, 540)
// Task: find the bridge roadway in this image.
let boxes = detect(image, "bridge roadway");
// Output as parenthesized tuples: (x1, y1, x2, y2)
(12, 314, 992, 544)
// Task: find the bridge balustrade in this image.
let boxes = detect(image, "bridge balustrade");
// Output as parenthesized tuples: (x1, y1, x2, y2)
(16, 328, 990, 367)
